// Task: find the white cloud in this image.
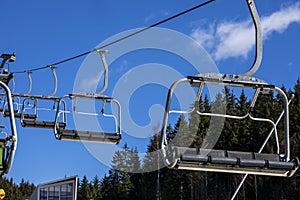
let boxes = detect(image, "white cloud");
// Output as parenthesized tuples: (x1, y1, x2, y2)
(190, 2, 300, 61)
(78, 72, 103, 92)
(144, 14, 156, 23)
(190, 24, 215, 50)
(214, 20, 254, 60)
(144, 10, 170, 23)
(262, 2, 300, 38)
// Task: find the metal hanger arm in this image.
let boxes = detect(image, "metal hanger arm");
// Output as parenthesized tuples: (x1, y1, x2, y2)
(243, 0, 262, 76)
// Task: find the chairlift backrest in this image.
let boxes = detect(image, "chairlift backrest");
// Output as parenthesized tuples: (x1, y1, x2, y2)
(159, 0, 299, 177)
(51, 50, 122, 144)
(53, 94, 122, 144)
(18, 66, 63, 128)
(159, 73, 299, 177)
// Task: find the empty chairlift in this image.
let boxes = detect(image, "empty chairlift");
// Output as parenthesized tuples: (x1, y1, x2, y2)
(19, 66, 65, 129)
(0, 71, 34, 119)
(53, 50, 122, 144)
(0, 77, 17, 176)
(159, 0, 299, 177)
(160, 74, 299, 177)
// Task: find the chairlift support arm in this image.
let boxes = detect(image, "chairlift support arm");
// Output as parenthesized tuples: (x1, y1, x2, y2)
(243, 0, 262, 76)
(96, 50, 109, 95)
(26, 71, 33, 96)
(50, 66, 58, 97)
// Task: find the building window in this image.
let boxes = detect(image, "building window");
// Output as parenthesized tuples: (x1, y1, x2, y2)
(48, 186, 59, 200)
(60, 182, 73, 200)
(37, 177, 77, 200)
(39, 187, 48, 200)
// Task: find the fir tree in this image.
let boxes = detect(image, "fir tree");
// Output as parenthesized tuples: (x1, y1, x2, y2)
(78, 175, 92, 200)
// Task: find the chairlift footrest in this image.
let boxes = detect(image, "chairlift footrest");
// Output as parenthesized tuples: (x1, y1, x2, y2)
(58, 129, 121, 144)
(167, 147, 299, 177)
(21, 120, 66, 129)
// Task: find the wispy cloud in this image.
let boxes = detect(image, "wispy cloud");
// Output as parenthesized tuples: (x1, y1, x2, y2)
(144, 10, 170, 23)
(78, 72, 103, 92)
(144, 14, 156, 23)
(190, 2, 300, 61)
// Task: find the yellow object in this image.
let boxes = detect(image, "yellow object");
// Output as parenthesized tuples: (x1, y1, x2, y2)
(0, 188, 5, 199)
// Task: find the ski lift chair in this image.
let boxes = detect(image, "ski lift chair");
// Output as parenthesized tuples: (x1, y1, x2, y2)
(1, 71, 38, 119)
(54, 94, 121, 144)
(0, 80, 17, 176)
(53, 50, 122, 144)
(160, 74, 299, 177)
(20, 95, 66, 129)
(5, 71, 33, 119)
(2, 96, 22, 118)
(19, 66, 66, 129)
(159, 0, 299, 177)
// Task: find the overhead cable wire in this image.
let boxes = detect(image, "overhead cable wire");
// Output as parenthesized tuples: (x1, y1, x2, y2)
(12, 0, 215, 74)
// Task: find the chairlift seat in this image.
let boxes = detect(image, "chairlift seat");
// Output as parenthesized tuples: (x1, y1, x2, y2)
(1, 109, 17, 117)
(8, 112, 36, 119)
(169, 147, 299, 177)
(57, 129, 121, 144)
(54, 92, 122, 145)
(21, 119, 66, 129)
(0, 108, 36, 119)
(227, 151, 265, 168)
(254, 153, 296, 170)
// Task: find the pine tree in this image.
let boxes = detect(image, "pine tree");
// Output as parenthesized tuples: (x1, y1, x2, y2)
(235, 89, 253, 151)
(168, 114, 190, 147)
(196, 95, 211, 149)
(142, 134, 163, 200)
(78, 175, 92, 200)
(90, 175, 102, 200)
(100, 144, 135, 200)
(206, 92, 226, 150)
(100, 173, 113, 199)
(19, 178, 35, 199)
(0, 177, 23, 200)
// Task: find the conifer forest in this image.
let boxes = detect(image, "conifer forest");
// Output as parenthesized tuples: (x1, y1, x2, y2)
(1, 81, 300, 200)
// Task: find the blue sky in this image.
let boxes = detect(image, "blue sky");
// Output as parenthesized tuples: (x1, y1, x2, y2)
(1, 0, 300, 184)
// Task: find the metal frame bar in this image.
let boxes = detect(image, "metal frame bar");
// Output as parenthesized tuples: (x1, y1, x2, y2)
(0, 81, 17, 175)
(21, 97, 38, 119)
(19, 95, 62, 126)
(230, 95, 294, 199)
(53, 94, 121, 142)
(177, 164, 292, 177)
(160, 75, 291, 172)
(243, 0, 263, 76)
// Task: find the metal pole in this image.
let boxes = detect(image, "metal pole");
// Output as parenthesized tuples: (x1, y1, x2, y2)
(0, 80, 17, 174)
(230, 95, 294, 200)
(159, 78, 189, 167)
(243, 0, 263, 76)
